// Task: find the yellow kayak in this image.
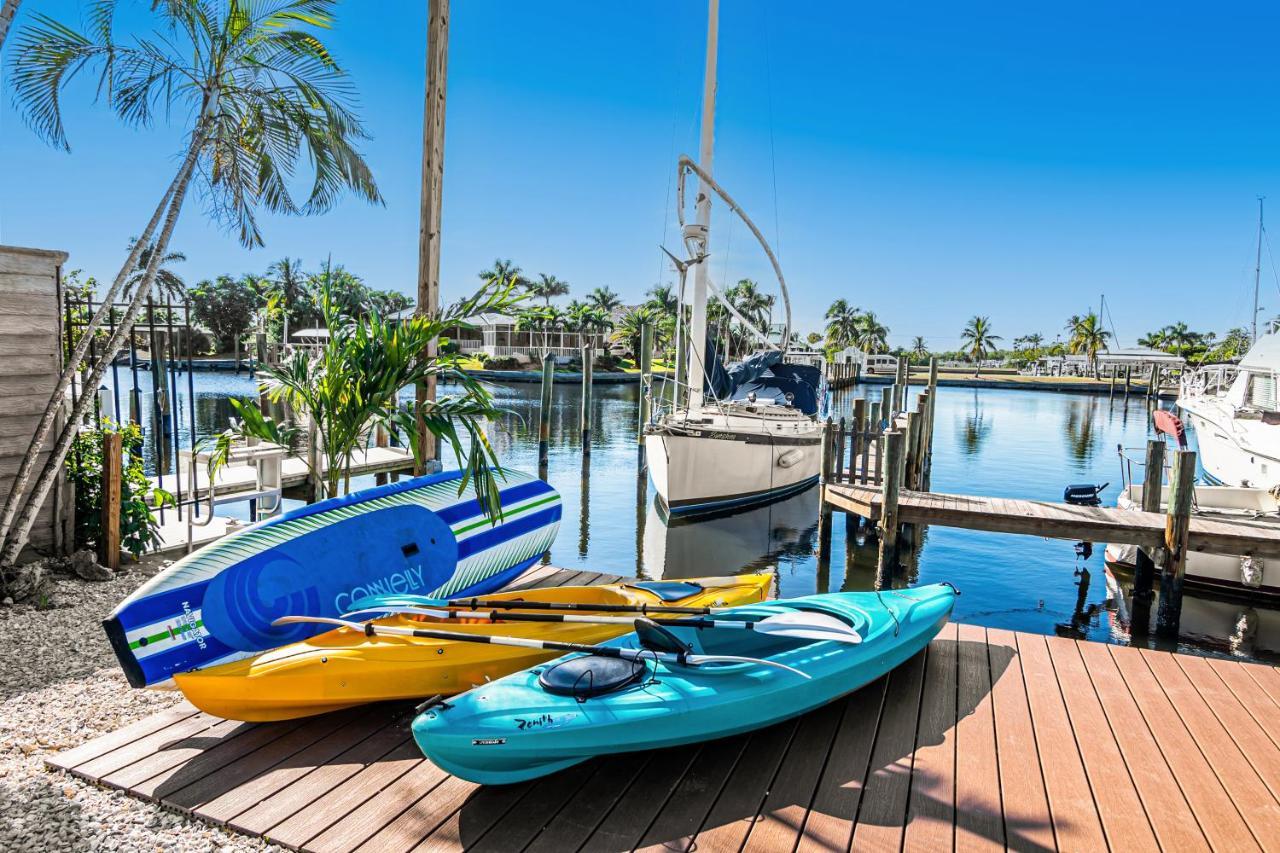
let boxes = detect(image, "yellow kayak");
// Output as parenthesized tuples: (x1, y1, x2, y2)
(173, 573, 772, 721)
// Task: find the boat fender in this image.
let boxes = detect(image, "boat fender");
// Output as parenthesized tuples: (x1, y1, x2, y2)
(1241, 556, 1264, 588)
(777, 448, 804, 469)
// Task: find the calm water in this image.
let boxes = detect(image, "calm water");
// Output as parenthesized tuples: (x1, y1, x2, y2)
(108, 368, 1280, 662)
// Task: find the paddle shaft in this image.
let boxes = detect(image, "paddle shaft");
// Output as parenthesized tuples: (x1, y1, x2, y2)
(374, 607, 853, 637)
(445, 597, 721, 615)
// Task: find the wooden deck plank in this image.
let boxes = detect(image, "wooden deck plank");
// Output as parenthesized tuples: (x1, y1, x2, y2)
(1074, 642, 1208, 851)
(1043, 636, 1156, 852)
(352, 774, 481, 853)
(795, 680, 888, 853)
(1138, 648, 1280, 844)
(1242, 658, 1280, 709)
(46, 702, 200, 771)
(408, 781, 533, 853)
(984, 629, 1054, 852)
(229, 718, 411, 836)
(523, 753, 652, 852)
(1106, 646, 1255, 849)
(199, 707, 395, 824)
(689, 719, 801, 853)
(953, 624, 1003, 852)
(849, 650, 927, 853)
(578, 745, 701, 851)
(71, 712, 227, 782)
(903, 624, 957, 853)
(1204, 656, 1280, 752)
(1015, 632, 1107, 851)
(634, 735, 751, 853)
(113, 717, 296, 797)
(303, 755, 449, 853)
(464, 761, 598, 853)
(741, 698, 847, 852)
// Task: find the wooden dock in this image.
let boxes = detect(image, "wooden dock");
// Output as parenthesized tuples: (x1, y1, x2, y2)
(825, 482, 1280, 559)
(46, 567, 1280, 852)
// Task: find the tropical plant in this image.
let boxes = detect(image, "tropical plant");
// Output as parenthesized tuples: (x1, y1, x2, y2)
(1, 0, 381, 566)
(587, 286, 621, 313)
(478, 259, 523, 287)
(209, 271, 518, 510)
(526, 273, 569, 306)
(824, 300, 862, 351)
(66, 421, 172, 559)
(855, 312, 890, 354)
(960, 316, 1001, 376)
(515, 306, 557, 359)
(124, 239, 186, 299)
(612, 305, 663, 358)
(911, 336, 928, 360)
(646, 283, 678, 317)
(806, 331, 823, 347)
(267, 257, 314, 341)
(1066, 312, 1112, 377)
(189, 275, 262, 353)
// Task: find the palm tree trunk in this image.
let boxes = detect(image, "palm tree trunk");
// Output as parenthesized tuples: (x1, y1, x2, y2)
(1, 129, 203, 566)
(0, 0, 21, 52)
(0, 177, 178, 551)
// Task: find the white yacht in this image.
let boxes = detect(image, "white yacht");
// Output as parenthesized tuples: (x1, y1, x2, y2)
(643, 0, 825, 516)
(1177, 332, 1280, 488)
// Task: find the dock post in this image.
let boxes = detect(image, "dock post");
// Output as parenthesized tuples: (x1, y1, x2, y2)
(375, 423, 389, 486)
(903, 412, 921, 491)
(850, 398, 866, 481)
(1109, 366, 1117, 402)
(878, 394, 889, 432)
(911, 392, 928, 488)
(637, 322, 653, 448)
(877, 429, 906, 577)
(817, 417, 834, 562)
(924, 357, 939, 488)
(581, 344, 594, 455)
(1148, 365, 1162, 404)
(835, 417, 847, 482)
(1124, 364, 1132, 398)
(538, 353, 554, 472)
(1130, 438, 1166, 636)
(306, 412, 322, 503)
(100, 431, 122, 570)
(1155, 449, 1196, 640)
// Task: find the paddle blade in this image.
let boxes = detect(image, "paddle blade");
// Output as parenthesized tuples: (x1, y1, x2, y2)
(341, 605, 452, 621)
(755, 612, 862, 644)
(347, 594, 448, 612)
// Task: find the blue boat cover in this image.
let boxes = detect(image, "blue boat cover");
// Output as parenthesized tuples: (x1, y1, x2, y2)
(703, 337, 823, 416)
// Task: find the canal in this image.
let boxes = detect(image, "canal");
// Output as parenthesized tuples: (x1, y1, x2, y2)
(108, 368, 1280, 662)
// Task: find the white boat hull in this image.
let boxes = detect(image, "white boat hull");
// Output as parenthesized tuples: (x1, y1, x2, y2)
(644, 413, 821, 515)
(1180, 402, 1280, 488)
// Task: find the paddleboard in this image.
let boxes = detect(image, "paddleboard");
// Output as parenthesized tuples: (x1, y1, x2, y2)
(103, 468, 561, 688)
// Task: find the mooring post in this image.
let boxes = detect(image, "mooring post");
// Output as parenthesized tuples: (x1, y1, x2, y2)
(850, 398, 866, 481)
(817, 416, 834, 562)
(878, 394, 889, 432)
(637, 322, 653, 447)
(877, 429, 906, 575)
(903, 412, 920, 491)
(1109, 365, 1117, 402)
(1148, 365, 1162, 403)
(100, 431, 122, 570)
(306, 411, 322, 503)
(1130, 438, 1166, 636)
(375, 422, 389, 487)
(912, 392, 928, 488)
(1124, 364, 1132, 398)
(581, 344, 594, 455)
(835, 417, 847, 483)
(1155, 448, 1196, 639)
(537, 353, 555, 471)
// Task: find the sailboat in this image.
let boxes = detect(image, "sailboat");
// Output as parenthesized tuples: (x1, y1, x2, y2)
(643, 0, 826, 516)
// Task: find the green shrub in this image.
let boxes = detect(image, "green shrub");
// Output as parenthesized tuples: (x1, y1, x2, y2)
(67, 422, 172, 559)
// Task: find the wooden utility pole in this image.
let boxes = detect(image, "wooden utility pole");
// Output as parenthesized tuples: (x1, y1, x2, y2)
(414, 0, 449, 474)
(100, 432, 122, 570)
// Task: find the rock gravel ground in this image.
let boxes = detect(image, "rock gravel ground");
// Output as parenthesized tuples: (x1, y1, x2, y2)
(0, 567, 280, 852)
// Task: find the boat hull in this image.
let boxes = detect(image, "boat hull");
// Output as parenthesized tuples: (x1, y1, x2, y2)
(172, 574, 772, 721)
(413, 584, 956, 784)
(103, 469, 562, 689)
(645, 424, 821, 515)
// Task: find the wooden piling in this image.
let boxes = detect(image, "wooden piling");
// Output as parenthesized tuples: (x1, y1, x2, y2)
(834, 417, 847, 482)
(903, 412, 921, 491)
(1123, 364, 1132, 397)
(1130, 438, 1166, 636)
(306, 412, 322, 503)
(1148, 365, 1162, 403)
(100, 431, 122, 570)
(637, 322, 653, 446)
(877, 429, 906, 574)
(375, 423, 389, 486)
(850, 398, 866, 481)
(817, 417, 834, 561)
(1155, 449, 1196, 639)
(581, 344, 594, 455)
(924, 357, 939, 488)
(1109, 366, 1117, 402)
(538, 353, 554, 469)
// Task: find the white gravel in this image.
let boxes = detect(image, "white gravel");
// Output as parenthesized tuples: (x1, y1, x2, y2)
(0, 567, 281, 852)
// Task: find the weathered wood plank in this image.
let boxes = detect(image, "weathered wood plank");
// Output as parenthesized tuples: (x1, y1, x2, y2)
(46, 702, 200, 771)
(578, 744, 701, 851)
(304, 755, 449, 853)
(0, 245, 68, 275)
(464, 760, 598, 853)
(408, 781, 532, 853)
(690, 719, 801, 853)
(71, 713, 226, 782)
(953, 624, 1003, 852)
(903, 624, 957, 852)
(635, 735, 751, 853)
(523, 752, 651, 852)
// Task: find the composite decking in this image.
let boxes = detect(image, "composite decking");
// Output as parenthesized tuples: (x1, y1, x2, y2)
(47, 566, 1280, 852)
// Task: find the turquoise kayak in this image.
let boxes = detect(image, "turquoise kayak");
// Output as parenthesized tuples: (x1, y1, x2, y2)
(412, 583, 957, 784)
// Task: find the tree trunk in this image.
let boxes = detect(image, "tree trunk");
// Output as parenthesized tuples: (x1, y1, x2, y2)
(0, 175, 178, 550)
(0, 0, 21, 52)
(1, 129, 203, 565)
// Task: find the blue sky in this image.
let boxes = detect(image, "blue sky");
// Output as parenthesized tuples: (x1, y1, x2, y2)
(4, 1, 1280, 349)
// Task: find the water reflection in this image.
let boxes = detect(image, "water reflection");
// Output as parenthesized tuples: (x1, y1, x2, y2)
(955, 391, 993, 456)
(1063, 399, 1102, 466)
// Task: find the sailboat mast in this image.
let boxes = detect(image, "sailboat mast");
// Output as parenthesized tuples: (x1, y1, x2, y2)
(1254, 196, 1265, 343)
(685, 0, 719, 408)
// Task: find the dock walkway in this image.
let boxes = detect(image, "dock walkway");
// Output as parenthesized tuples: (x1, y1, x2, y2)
(47, 567, 1280, 851)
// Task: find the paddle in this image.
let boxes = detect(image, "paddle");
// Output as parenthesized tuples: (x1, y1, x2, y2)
(340, 605, 862, 645)
(271, 615, 813, 678)
(347, 593, 737, 617)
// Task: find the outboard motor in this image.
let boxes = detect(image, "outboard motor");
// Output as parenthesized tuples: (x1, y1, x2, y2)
(1063, 483, 1109, 507)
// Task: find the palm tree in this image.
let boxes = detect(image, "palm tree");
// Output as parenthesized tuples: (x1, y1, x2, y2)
(824, 301, 862, 351)
(1, 0, 381, 564)
(1067, 312, 1112, 377)
(267, 257, 310, 344)
(588, 286, 621, 314)
(612, 306, 661, 358)
(911, 336, 928, 360)
(565, 301, 594, 349)
(124, 239, 186, 299)
(479, 258, 523, 286)
(526, 273, 569, 306)
(646, 283, 678, 318)
(825, 298, 854, 320)
(960, 316, 1001, 377)
(855, 312, 890, 354)
(1160, 322, 1200, 358)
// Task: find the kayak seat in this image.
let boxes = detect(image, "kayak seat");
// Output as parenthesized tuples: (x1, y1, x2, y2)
(626, 581, 704, 602)
(538, 655, 647, 700)
(635, 618, 693, 654)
